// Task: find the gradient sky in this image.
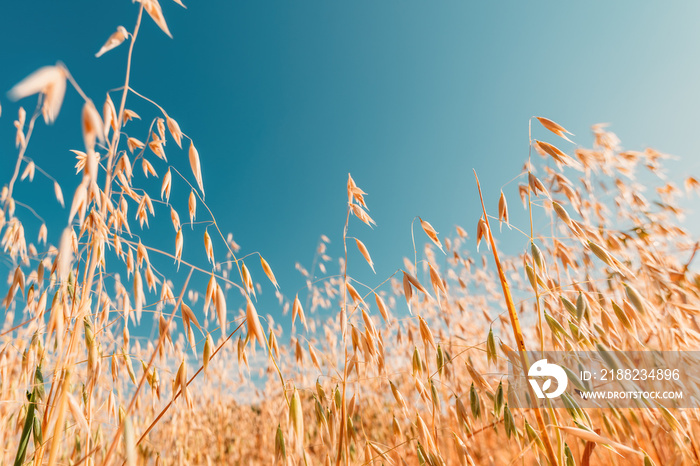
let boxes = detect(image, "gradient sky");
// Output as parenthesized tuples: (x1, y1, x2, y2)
(2, 1, 700, 333)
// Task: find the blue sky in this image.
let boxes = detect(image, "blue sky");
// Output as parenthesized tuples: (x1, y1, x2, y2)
(2, 1, 700, 333)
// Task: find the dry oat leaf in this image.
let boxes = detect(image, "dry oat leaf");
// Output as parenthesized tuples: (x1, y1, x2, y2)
(9, 64, 67, 124)
(355, 238, 375, 273)
(419, 218, 444, 253)
(95, 26, 129, 58)
(558, 426, 640, 456)
(536, 116, 574, 143)
(139, 0, 173, 38)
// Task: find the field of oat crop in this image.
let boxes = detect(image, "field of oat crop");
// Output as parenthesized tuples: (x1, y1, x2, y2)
(2, 1, 700, 465)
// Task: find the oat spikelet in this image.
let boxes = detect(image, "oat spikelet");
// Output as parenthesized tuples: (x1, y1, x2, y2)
(188, 190, 196, 226)
(165, 116, 182, 147)
(181, 302, 201, 331)
(260, 255, 278, 289)
(402, 271, 413, 314)
(127, 137, 144, 153)
(203, 229, 214, 264)
(552, 201, 572, 227)
(476, 216, 489, 251)
(38, 223, 47, 244)
(289, 388, 304, 446)
(246, 298, 266, 347)
(174, 228, 183, 269)
(170, 206, 180, 231)
(103, 94, 117, 135)
(66, 393, 89, 433)
(139, 0, 173, 38)
(535, 116, 574, 143)
(215, 284, 227, 333)
(21, 161, 35, 181)
(419, 217, 444, 253)
(241, 261, 255, 297)
(9, 64, 67, 124)
(203, 333, 214, 373)
(346, 282, 366, 306)
(374, 293, 389, 321)
(57, 228, 74, 283)
(293, 294, 307, 329)
(498, 190, 508, 230)
(96, 26, 129, 57)
(54, 181, 65, 207)
(189, 141, 204, 195)
(350, 204, 376, 227)
(161, 168, 172, 202)
(355, 238, 375, 273)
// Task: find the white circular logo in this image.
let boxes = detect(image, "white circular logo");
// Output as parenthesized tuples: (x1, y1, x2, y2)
(528, 359, 568, 399)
